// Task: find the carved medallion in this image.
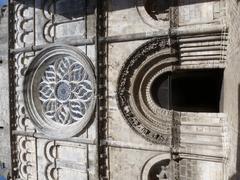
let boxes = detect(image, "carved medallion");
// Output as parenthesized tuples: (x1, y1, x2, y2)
(39, 56, 93, 125)
(117, 38, 178, 144)
(24, 45, 96, 138)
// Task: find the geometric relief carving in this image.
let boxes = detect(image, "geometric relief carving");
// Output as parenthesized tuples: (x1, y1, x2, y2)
(24, 44, 96, 138)
(42, 0, 54, 43)
(39, 56, 93, 125)
(44, 141, 88, 180)
(15, 52, 36, 132)
(17, 136, 37, 180)
(45, 141, 58, 180)
(117, 38, 178, 144)
(15, 2, 34, 48)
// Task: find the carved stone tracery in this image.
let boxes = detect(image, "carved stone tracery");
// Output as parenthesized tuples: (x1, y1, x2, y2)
(24, 45, 96, 138)
(39, 56, 93, 125)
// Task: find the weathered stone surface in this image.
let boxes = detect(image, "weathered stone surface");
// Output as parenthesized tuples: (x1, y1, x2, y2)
(0, 6, 10, 172)
(1, 0, 240, 179)
(224, 1, 240, 179)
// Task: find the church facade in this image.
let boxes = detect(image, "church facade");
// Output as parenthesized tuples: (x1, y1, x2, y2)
(0, 0, 240, 179)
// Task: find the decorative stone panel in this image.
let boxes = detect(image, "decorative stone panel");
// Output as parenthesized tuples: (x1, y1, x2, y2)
(178, 0, 224, 26)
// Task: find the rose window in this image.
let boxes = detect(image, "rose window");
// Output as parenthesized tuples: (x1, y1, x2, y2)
(39, 56, 93, 125)
(24, 45, 96, 138)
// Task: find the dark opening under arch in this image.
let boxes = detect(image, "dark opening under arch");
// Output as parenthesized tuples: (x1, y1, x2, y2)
(144, 0, 170, 20)
(151, 69, 223, 112)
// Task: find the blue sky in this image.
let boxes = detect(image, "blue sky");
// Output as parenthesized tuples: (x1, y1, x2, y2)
(0, 0, 7, 6)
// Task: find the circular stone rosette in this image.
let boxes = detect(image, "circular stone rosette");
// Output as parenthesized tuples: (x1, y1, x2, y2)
(24, 44, 96, 138)
(117, 38, 177, 144)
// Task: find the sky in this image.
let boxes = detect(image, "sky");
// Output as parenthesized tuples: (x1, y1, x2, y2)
(0, 0, 7, 6)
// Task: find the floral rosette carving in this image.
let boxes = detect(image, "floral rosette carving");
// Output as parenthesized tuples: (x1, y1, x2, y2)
(39, 56, 93, 125)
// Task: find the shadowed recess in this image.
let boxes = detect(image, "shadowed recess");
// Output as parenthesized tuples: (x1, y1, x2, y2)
(14, 0, 220, 15)
(151, 69, 223, 113)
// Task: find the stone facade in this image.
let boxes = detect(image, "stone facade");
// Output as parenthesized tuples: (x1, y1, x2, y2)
(0, 0, 240, 180)
(0, 5, 10, 174)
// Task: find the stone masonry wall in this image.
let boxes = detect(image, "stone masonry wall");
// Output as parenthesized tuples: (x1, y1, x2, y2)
(0, 6, 11, 171)
(1, 0, 237, 179)
(224, 0, 240, 179)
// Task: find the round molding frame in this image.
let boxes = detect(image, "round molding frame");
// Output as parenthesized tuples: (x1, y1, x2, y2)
(136, 0, 170, 29)
(117, 38, 178, 144)
(141, 154, 171, 180)
(24, 44, 96, 138)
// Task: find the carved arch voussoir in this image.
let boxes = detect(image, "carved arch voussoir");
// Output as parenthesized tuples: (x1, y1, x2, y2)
(117, 37, 178, 145)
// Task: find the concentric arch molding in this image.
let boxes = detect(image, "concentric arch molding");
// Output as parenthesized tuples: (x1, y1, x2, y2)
(24, 44, 96, 138)
(117, 38, 178, 145)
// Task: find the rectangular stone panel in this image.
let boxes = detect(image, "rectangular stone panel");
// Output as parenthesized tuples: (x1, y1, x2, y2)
(178, 0, 220, 25)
